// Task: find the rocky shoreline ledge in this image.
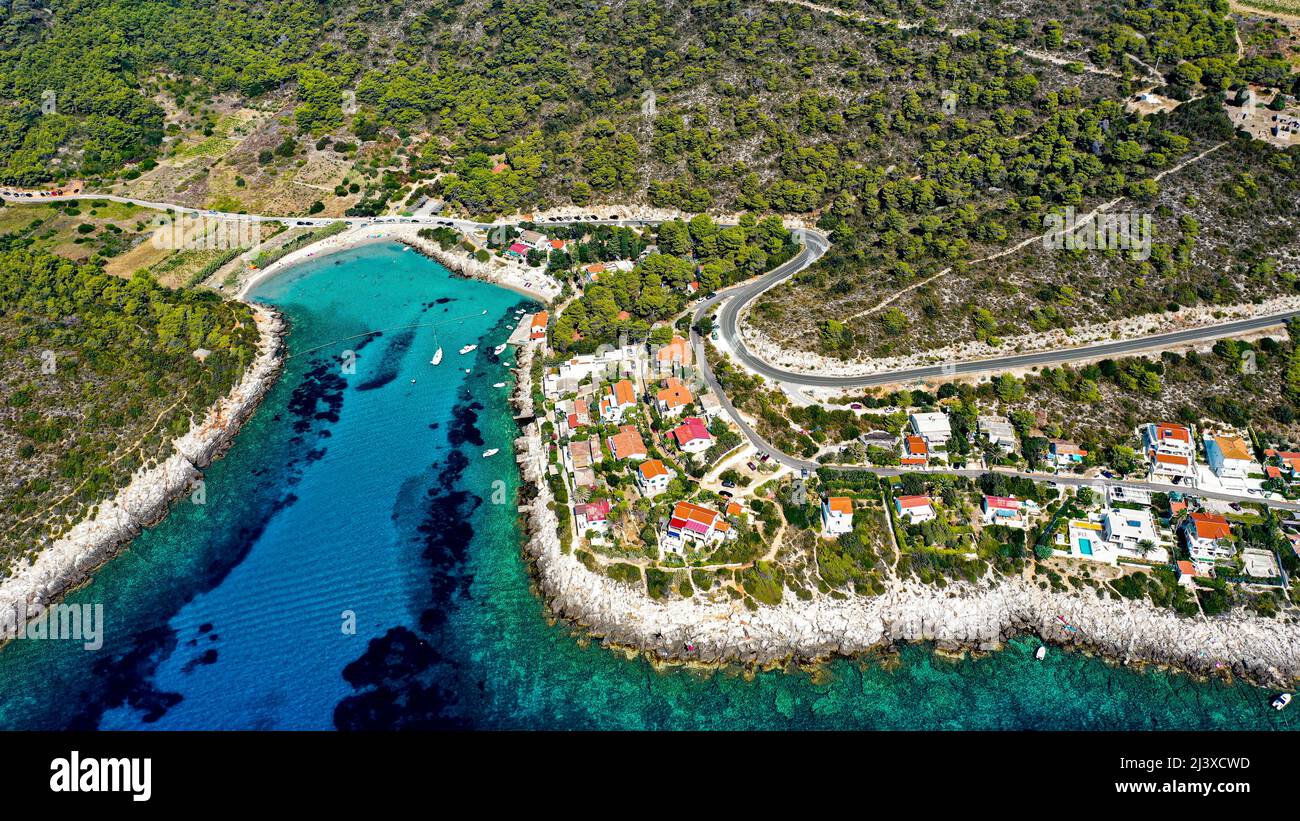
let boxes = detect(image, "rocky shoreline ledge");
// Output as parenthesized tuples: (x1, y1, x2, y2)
(509, 350, 1298, 691)
(0, 304, 287, 623)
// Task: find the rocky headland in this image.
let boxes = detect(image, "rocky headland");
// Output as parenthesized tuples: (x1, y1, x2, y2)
(0, 304, 286, 623)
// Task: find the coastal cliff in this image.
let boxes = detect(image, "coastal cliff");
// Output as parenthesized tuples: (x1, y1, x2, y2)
(509, 350, 1299, 690)
(0, 304, 286, 621)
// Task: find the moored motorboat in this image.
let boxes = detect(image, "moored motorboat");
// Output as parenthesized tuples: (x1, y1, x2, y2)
(1273, 693, 1292, 711)
(1035, 646, 1047, 661)
(482, 448, 499, 458)
(493, 343, 508, 355)
(493, 382, 507, 388)
(459, 344, 477, 355)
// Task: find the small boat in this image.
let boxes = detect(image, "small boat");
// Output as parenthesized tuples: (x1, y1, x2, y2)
(1035, 646, 1047, 661)
(493, 343, 508, 355)
(464, 368, 472, 374)
(1273, 693, 1292, 711)
(430, 347, 443, 365)
(482, 448, 499, 458)
(459, 344, 477, 355)
(410, 378, 416, 384)
(493, 382, 507, 388)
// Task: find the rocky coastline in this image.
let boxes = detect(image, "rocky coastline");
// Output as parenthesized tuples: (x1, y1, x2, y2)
(0, 304, 287, 624)
(508, 347, 1299, 691)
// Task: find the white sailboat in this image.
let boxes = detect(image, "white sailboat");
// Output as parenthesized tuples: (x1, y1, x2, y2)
(431, 347, 443, 365)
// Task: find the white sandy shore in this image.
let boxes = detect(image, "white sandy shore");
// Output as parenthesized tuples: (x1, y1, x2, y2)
(0, 305, 286, 624)
(236, 223, 561, 302)
(509, 347, 1299, 690)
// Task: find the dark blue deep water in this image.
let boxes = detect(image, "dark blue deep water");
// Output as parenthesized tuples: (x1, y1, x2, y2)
(0, 242, 1294, 730)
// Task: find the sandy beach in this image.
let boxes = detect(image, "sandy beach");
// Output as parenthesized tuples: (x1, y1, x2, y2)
(237, 223, 561, 302)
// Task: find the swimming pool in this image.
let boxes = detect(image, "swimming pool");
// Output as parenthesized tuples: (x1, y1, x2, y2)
(1078, 538, 1093, 556)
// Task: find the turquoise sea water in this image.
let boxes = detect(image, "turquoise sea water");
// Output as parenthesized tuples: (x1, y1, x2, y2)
(0, 242, 1295, 730)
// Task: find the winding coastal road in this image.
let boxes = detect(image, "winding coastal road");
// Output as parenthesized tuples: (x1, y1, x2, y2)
(10, 187, 1298, 508)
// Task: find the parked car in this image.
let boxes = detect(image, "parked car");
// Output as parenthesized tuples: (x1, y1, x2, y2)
(721, 480, 736, 488)
(746, 461, 758, 471)
(719, 490, 734, 499)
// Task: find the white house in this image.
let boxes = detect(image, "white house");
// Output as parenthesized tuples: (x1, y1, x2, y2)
(894, 495, 936, 523)
(977, 415, 1017, 452)
(575, 499, 611, 535)
(1181, 512, 1233, 565)
(635, 459, 673, 497)
(981, 495, 1030, 529)
(1142, 422, 1196, 479)
(1102, 508, 1161, 558)
(909, 412, 951, 447)
(822, 496, 854, 536)
(1203, 434, 1254, 484)
(670, 416, 712, 455)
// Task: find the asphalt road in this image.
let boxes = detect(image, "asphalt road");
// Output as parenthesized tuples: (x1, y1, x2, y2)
(710, 227, 1300, 388)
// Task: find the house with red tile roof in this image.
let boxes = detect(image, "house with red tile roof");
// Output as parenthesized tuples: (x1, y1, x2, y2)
(654, 336, 692, 373)
(894, 495, 936, 523)
(529, 311, 549, 342)
(1141, 422, 1195, 478)
(608, 426, 647, 461)
(821, 496, 854, 535)
(655, 377, 694, 417)
(663, 501, 729, 553)
(901, 435, 928, 466)
(671, 416, 712, 454)
(635, 459, 674, 497)
(1181, 512, 1234, 565)
(576, 499, 611, 534)
(981, 495, 1031, 529)
(599, 379, 637, 422)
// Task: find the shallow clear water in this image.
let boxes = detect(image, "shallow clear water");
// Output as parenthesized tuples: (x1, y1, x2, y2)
(0, 242, 1294, 731)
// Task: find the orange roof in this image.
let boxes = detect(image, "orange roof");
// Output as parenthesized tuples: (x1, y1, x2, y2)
(549, 239, 565, 249)
(574, 398, 588, 415)
(725, 502, 743, 517)
(827, 496, 853, 515)
(639, 459, 669, 479)
(608, 428, 647, 460)
(1212, 436, 1251, 461)
(531, 311, 549, 328)
(672, 501, 721, 526)
(1266, 465, 1282, 479)
(1155, 453, 1191, 466)
(896, 495, 931, 509)
(905, 435, 928, 455)
(1169, 500, 1187, 515)
(611, 379, 636, 406)
(1176, 560, 1198, 577)
(1155, 423, 1192, 443)
(1188, 512, 1231, 540)
(655, 336, 692, 365)
(584, 263, 605, 274)
(901, 456, 927, 465)
(656, 377, 693, 409)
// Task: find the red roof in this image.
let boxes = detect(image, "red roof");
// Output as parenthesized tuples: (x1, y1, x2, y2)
(896, 495, 932, 509)
(671, 416, 711, 446)
(577, 499, 611, 522)
(1188, 512, 1231, 540)
(508, 242, 529, 254)
(1176, 560, 1198, 577)
(669, 501, 721, 536)
(1154, 423, 1192, 443)
(984, 496, 1021, 511)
